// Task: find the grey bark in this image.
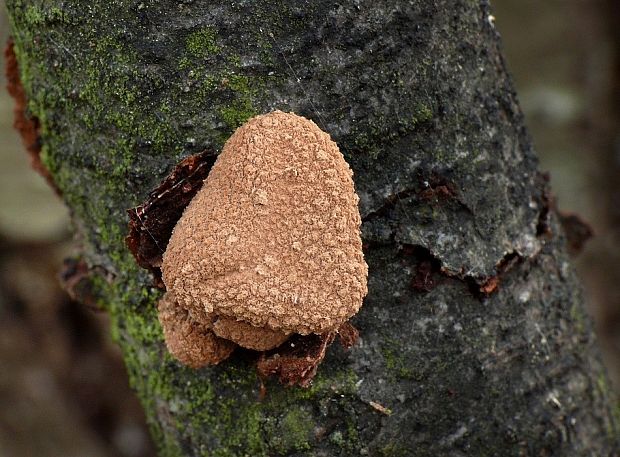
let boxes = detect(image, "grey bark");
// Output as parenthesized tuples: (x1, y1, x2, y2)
(6, 0, 619, 455)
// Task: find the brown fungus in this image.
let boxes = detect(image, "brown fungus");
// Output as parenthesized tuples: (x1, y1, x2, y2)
(211, 316, 289, 351)
(159, 111, 368, 373)
(158, 292, 236, 367)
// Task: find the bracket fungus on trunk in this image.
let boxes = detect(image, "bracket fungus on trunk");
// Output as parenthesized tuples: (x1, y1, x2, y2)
(158, 111, 368, 377)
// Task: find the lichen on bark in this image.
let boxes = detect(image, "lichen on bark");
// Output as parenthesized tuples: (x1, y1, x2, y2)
(6, 0, 619, 455)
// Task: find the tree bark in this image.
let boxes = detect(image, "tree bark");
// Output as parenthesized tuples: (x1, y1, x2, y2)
(6, 0, 619, 455)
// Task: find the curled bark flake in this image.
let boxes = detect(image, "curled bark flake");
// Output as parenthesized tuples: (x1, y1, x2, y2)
(479, 276, 500, 295)
(477, 252, 522, 297)
(126, 150, 217, 285)
(402, 243, 523, 298)
(337, 322, 360, 349)
(362, 172, 466, 223)
(535, 172, 553, 238)
(4, 38, 59, 194)
(257, 332, 336, 388)
(59, 258, 112, 311)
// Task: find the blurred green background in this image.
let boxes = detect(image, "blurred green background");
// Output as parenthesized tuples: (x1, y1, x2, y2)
(0, 1, 618, 456)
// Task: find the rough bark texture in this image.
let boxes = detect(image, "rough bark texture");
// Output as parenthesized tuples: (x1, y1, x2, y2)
(6, 0, 619, 455)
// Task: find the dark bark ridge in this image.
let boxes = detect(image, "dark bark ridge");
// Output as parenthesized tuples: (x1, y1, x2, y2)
(6, 0, 619, 455)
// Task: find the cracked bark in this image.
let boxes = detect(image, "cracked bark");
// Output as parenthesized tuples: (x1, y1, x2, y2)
(6, 0, 619, 455)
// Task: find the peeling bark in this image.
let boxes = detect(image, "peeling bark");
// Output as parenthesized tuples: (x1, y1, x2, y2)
(6, 0, 619, 455)
(4, 39, 58, 193)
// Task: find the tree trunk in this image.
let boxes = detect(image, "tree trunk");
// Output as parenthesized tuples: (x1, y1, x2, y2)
(6, 0, 619, 455)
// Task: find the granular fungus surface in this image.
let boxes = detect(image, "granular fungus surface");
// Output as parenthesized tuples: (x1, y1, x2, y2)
(159, 110, 367, 369)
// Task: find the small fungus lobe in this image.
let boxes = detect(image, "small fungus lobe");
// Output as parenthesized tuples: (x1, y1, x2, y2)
(159, 111, 368, 376)
(158, 292, 236, 367)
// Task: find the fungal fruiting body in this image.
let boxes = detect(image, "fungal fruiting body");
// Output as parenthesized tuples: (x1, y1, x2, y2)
(159, 110, 368, 367)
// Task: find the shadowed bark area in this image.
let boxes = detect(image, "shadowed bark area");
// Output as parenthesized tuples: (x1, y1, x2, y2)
(6, 0, 619, 455)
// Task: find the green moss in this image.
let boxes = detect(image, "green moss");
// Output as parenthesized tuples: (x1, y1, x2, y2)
(24, 5, 44, 25)
(413, 103, 433, 124)
(346, 419, 361, 450)
(294, 367, 360, 401)
(219, 100, 258, 132)
(329, 416, 361, 452)
(353, 102, 434, 160)
(382, 342, 417, 381)
(594, 373, 620, 440)
(217, 75, 260, 131)
(21, 3, 70, 26)
(48, 6, 69, 23)
(569, 302, 586, 334)
(176, 40, 269, 144)
(263, 407, 313, 453)
(186, 27, 220, 57)
(379, 443, 412, 457)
